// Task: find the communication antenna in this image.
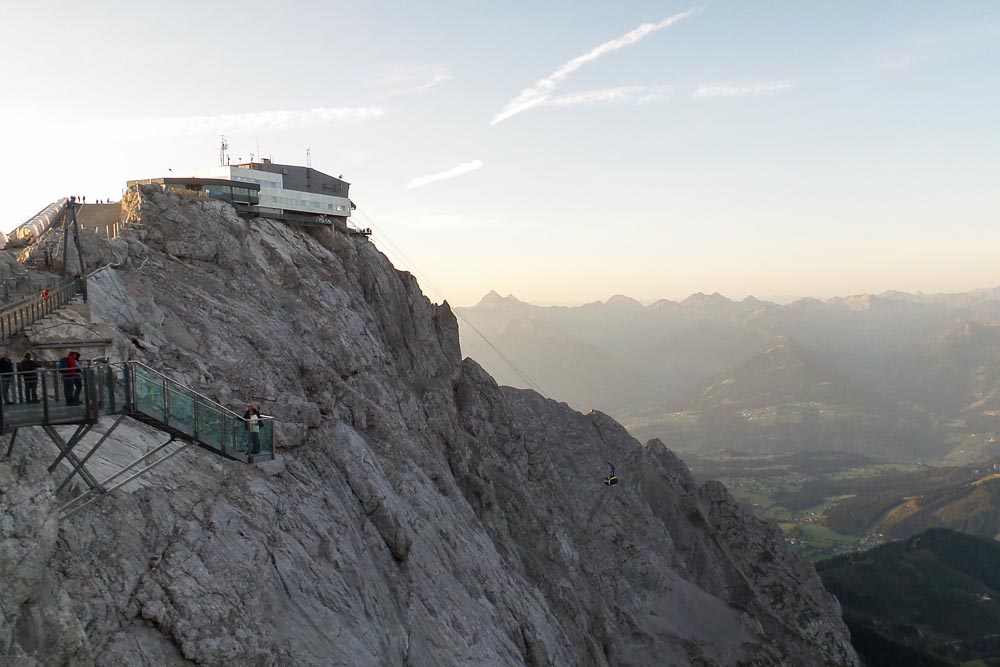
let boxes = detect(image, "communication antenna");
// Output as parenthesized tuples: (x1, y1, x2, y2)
(306, 148, 312, 167)
(219, 136, 229, 167)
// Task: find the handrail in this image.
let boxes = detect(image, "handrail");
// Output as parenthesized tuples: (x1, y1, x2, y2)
(121, 360, 274, 462)
(120, 360, 249, 421)
(0, 360, 274, 464)
(0, 276, 84, 341)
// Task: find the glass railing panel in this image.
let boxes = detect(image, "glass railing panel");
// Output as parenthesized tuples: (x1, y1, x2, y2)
(133, 369, 166, 422)
(256, 420, 274, 459)
(226, 416, 250, 457)
(166, 385, 195, 437)
(195, 402, 225, 450)
(111, 366, 127, 415)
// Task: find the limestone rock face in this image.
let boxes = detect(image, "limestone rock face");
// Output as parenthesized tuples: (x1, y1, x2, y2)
(0, 185, 858, 666)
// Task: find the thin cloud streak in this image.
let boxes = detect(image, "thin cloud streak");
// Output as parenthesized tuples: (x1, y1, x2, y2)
(541, 85, 675, 108)
(406, 160, 484, 190)
(491, 8, 698, 125)
(367, 65, 452, 98)
(107, 106, 386, 138)
(691, 82, 793, 98)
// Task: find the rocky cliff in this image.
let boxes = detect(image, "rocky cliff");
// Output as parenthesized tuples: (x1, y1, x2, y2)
(0, 187, 858, 666)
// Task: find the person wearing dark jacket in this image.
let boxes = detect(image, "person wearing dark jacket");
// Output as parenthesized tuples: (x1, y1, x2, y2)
(0, 352, 14, 404)
(18, 353, 39, 403)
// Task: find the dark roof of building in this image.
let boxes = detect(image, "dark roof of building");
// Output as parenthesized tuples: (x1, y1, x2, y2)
(128, 177, 261, 191)
(232, 161, 350, 197)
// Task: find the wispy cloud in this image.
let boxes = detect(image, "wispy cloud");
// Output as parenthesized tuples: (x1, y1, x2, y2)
(107, 106, 385, 138)
(367, 65, 452, 98)
(492, 8, 698, 125)
(691, 82, 793, 99)
(406, 160, 483, 190)
(540, 85, 675, 108)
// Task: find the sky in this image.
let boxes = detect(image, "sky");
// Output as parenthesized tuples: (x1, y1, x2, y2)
(1, 1, 998, 306)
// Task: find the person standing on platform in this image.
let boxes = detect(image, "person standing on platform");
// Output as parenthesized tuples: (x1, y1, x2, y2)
(61, 352, 82, 406)
(0, 352, 14, 404)
(70, 351, 83, 405)
(19, 353, 38, 404)
(244, 403, 262, 458)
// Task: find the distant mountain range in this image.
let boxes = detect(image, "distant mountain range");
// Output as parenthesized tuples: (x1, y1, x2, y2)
(456, 287, 1000, 462)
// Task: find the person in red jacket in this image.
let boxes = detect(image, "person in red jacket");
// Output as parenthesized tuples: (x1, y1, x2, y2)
(61, 351, 82, 406)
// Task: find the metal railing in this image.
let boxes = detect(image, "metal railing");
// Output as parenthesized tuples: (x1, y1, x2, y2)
(123, 361, 274, 462)
(0, 277, 84, 340)
(0, 360, 273, 463)
(0, 364, 100, 431)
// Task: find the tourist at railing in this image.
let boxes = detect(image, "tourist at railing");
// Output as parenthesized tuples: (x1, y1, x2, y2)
(0, 352, 13, 404)
(244, 403, 262, 459)
(60, 351, 83, 406)
(18, 352, 39, 403)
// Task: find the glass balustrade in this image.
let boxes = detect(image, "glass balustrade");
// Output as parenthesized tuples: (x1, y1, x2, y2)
(122, 362, 273, 462)
(0, 360, 274, 463)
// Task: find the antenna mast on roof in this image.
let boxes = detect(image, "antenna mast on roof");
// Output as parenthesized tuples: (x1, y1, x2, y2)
(306, 148, 312, 168)
(219, 136, 229, 167)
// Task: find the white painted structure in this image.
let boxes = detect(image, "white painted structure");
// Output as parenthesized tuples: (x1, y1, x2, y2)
(195, 165, 351, 219)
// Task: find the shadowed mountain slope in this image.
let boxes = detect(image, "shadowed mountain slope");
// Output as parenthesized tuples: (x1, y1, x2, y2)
(818, 528, 1000, 664)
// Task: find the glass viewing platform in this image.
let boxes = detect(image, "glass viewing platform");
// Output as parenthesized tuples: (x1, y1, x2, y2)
(0, 360, 273, 463)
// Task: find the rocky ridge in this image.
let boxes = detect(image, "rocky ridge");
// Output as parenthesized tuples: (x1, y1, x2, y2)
(0, 186, 858, 666)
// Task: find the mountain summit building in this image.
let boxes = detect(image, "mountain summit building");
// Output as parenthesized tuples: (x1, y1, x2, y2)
(128, 159, 356, 230)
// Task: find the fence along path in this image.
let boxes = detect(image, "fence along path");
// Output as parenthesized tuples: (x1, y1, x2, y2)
(0, 277, 84, 341)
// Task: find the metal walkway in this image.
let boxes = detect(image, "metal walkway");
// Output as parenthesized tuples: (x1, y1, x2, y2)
(2, 361, 274, 462)
(2, 361, 275, 518)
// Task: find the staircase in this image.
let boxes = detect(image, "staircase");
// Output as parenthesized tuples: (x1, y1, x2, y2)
(120, 361, 273, 463)
(0, 276, 84, 341)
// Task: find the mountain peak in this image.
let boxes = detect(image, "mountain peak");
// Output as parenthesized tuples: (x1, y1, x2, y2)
(605, 294, 643, 308)
(476, 290, 525, 308)
(681, 292, 734, 307)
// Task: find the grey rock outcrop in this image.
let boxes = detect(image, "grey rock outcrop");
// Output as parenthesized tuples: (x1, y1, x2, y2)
(0, 185, 858, 665)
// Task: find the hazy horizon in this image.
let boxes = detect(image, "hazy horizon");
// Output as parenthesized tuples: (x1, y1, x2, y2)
(3, 2, 998, 306)
(457, 282, 1000, 309)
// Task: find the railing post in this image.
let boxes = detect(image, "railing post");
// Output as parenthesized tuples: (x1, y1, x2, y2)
(126, 363, 135, 412)
(193, 395, 200, 440)
(106, 365, 115, 414)
(40, 371, 48, 424)
(83, 368, 92, 417)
